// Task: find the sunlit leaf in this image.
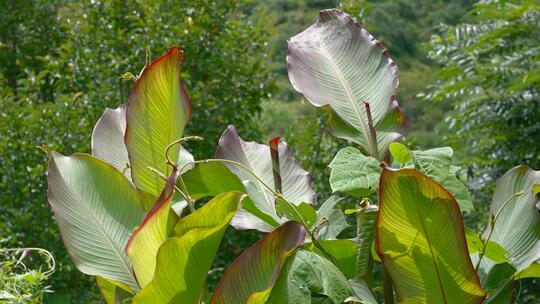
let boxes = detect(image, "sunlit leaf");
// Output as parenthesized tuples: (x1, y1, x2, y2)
(211, 221, 306, 303)
(389, 142, 412, 165)
(133, 192, 246, 303)
(96, 276, 134, 304)
(47, 152, 144, 291)
(328, 147, 381, 197)
(287, 9, 403, 159)
(376, 167, 485, 303)
(125, 46, 192, 197)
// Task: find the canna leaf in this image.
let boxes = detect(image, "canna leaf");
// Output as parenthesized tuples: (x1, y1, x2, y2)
(47, 152, 145, 291)
(482, 263, 515, 304)
(482, 166, 540, 272)
(328, 147, 381, 197)
(211, 221, 306, 304)
(287, 9, 403, 159)
(376, 167, 486, 303)
(125, 46, 192, 197)
(96, 276, 134, 304)
(125, 167, 179, 288)
(355, 205, 378, 280)
(216, 125, 316, 231)
(133, 192, 246, 304)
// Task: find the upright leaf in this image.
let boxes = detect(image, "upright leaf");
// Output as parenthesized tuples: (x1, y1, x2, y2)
(91, 105, 130, 179)
(355, 205, 378, 280)
(483, 166, 540, 272)
(133, 192, 246, 304)
(287, 9, 403, 159)
(47, 152, 144, 291)
(211, 221, 306, 303)
(266, 250, 351, 304)
(125, 167, 179, 288)
(216, 125, 315, 231)
(376, 167, 485, 303)
(125, 46, 192, 197)
(328, 147, 381, 197)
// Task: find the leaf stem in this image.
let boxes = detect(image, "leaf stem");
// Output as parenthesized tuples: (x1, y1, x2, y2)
(0, 247, 55, 276)
(364, 101, 379, 159)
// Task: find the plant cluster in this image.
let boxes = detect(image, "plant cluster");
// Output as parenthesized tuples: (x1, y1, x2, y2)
(45, 9, 539, 303)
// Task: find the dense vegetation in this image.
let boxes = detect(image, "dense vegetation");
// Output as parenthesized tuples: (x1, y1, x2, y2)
(1, 0, 539, 303)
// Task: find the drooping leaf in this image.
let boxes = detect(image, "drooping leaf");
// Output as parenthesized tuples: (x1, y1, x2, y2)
(266, 250, 351, 304)
(346, 278, 377, 304)
(376, 167, 486, 303)
(47, 152, 145, 291)
(389, 142, 412, 165)
(316, 196, 349, 240)
(412, 147, 474, 211)
(125, 46, 192, 197)
(287, 9, 403, 159)
(216, 125, 316, 231)
(211, 221, 306, 304)
(328, 147, 381, 197)
(133, 192, 246, 304)
(305, 239, 357, 279)
(482, 166, 540, 272)
(91, 105, 130, 179)
(125, 167, 179, 288)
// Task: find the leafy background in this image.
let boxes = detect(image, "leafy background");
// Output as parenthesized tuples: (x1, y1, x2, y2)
(0, 0, 538, 302)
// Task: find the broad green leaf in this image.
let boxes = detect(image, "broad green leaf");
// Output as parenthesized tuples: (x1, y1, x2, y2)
(96, 276, 133, 304)
(328, 147, 381, 197)
(515, 261, 540, 279)
(465, 229, 509, 263)
(211, 221, 306, 304)
(216, 125, 316, 231)
(412, 147, 474, 211)
(305, 239, 357, 279)
(133, 192, 246, 304)
(287, 9, 403, 159)
(389, 142, 412, 165)
(125, 46, 192, 197)
(355, 205, 378, 279)
(276, 200, 317, 228)
(91, 105, 130, 179)
(376, 167, 486, 303)
(482, 263, 515, 304)
(316, 196, 349, 240)
(346, 278, 377, 304)
(266, 250, 351, 304)
(47, 152, 144, 291)
(482, 166, 540, 272)
(125, 168, 179, 288)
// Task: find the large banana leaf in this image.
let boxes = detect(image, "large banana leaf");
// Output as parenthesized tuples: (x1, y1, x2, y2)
(125, 168, 179, 288)
(266, 250, 351, 304)
(47, 152, 145, 291)
(287, 9, 403, 159)
(216, 125, 315, 231)
(482, 166, 540, 272)
(133, 192, 246, 303)
(125, 46, 192, 197)
(91, 105, 130, 179)
(211, 221, 306, 303)
(376, 167, 485, 303)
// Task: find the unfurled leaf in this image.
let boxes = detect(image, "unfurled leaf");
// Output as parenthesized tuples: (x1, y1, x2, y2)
(47, 152, 144, 291)
(211, 221, 306, 304)
(482, 166, 540, 272)
(91, 105, 130, 179)
(305, 239, 357, 279)
(376, 167, 485, 303)
(316, 196, 349, 240)
(287, 9, 403, 159)
(346, 278, 377, 304)
(216, 125, 315, 231)
(328, 147, 381, 197)
(125, 46, 192, 197)
(389, 142, 412, 165)
(125, 168, 179, 288)
(266, 250, 351, 304)
(134, 192, 246, 304)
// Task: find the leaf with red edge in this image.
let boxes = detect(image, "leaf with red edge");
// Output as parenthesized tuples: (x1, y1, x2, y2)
(376, 167, 485, 303)
(125, 46, 192, 197)
(211, 221, 306, 303)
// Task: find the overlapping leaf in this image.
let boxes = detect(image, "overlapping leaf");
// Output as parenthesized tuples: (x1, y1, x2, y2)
(133, 192, 246, 303)
(211, 221, 306, 303)
(328, 147, 381, 197)
(316, 196, 349, 240)
(376, 167, 485, 303)
(125, 46, 192, 197)
(47, 152, 144, 291)
(216, 125, 315, 231)
(287, 9, 403, 159)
